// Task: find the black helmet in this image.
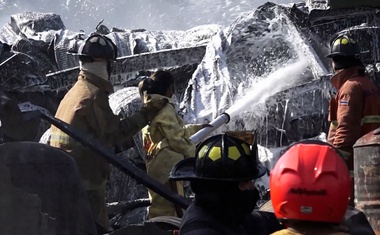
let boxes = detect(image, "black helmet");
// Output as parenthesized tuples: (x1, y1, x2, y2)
(326, 34, 361, 58)
(73, 33, 117, 61)
(169, 134, 267, 181)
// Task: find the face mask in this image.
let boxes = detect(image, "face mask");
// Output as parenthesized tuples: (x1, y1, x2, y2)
(224, 188, 260, 226)
(238, 189, 260, 216)
(193, 182, 260, 227)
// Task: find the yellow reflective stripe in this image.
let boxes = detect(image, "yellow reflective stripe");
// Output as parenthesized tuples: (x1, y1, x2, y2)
(50, 133, 70, 145)
(361, 115, 380, 125)
(331, 115, 380, 127)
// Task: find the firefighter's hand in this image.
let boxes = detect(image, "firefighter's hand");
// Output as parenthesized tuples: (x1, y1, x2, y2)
(201, 124, 213, 129)
(140, 97, 168, 122)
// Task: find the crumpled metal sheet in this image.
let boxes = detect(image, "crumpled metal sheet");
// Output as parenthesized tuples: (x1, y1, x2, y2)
(53, 30, 83, 71)
(0, 11, 217, 92)
(10, 12, 65, 36)
(12, 37, 57, 74)
(0, 23, 18, 44)
(109, 86, 141, 117)
(0, 53, 47, 90)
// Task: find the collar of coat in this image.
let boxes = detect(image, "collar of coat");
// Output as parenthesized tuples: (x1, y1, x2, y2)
(78, 70, 114, 94)
(330, 66, 365, 90)
(145, 94, 173, 107)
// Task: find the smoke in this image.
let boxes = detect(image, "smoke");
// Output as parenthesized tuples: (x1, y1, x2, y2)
(0, 0, 295, 33)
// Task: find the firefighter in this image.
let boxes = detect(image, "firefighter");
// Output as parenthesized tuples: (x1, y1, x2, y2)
(326, 34, 380, 204)
(169, 134, 283, 235)
(326, 34, 380, 161)
(49, 33, 167, 231)
(138, 70, 207, 218)
(270, 140, 351, 235)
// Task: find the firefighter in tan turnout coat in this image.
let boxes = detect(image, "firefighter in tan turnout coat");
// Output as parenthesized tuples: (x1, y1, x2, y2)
(49, 34, 166, 230)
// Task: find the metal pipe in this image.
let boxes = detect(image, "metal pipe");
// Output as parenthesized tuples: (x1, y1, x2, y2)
(189, 112, 231, 145)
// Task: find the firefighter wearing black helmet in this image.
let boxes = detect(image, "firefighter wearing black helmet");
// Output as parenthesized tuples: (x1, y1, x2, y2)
(326, 34, 380, 205)
(49, 33, 167, 232)
(170, 134, 283, 235)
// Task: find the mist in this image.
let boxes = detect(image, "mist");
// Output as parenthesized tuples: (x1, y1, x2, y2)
(0, 0, 295, 33)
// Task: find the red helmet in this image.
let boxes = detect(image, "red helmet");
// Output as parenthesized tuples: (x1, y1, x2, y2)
(270, 140, 350, 223)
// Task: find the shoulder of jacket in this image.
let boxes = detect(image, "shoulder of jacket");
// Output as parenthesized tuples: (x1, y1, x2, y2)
(76, 75, 99, 91)
(339, 79, 363, 94)
(66, 81, 94, 104)
(147, 94, 174, 104)
(150, 105, 177, 125)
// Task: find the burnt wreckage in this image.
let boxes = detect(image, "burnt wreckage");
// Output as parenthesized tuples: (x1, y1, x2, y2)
(0, 0, 380, 234)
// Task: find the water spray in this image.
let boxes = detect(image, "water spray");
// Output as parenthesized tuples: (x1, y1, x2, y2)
(189, 112, 231, 145)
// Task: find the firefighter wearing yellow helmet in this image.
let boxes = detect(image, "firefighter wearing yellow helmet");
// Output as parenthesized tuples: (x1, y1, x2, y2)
(169, 134, 279, 235)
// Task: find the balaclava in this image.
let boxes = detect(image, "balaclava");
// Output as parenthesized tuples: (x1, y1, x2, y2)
(191, 179, 260, 228)
(80, 60, 109, 80)
(332, 56, 364, 71)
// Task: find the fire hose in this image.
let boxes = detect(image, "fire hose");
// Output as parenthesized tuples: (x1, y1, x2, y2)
(19, 108, 231, 209)
(23, 110, 193, 209)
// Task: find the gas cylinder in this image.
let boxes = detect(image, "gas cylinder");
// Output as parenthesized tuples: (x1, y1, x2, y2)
(353, 127, 380, 233)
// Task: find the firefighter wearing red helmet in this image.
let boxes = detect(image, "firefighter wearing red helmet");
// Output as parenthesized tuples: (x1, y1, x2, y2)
(270, 140, 351, 235)
(49, 33, 167, 232)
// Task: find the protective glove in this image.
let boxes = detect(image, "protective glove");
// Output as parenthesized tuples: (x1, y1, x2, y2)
(201, 124, 213, 129)
(139, 96, 168, 122)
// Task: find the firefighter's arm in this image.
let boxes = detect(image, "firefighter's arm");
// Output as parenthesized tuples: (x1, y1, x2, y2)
(90, 94, 146, 143)
(119, 97, 169, 137)
(183, 124, 206, 138)
(333, 84, 363, 154)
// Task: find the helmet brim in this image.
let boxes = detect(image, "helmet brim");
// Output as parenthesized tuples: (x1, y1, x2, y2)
(169, 157, 267, 181)
(325, 52, 341, 58)
(325, 52, 359, 58)
(66, 51, 118, 61)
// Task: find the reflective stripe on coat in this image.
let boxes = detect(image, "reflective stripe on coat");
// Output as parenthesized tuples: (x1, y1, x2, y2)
(271, 229, 349, 235)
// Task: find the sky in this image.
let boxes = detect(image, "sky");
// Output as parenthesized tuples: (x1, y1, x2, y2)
(0, 0, 296, 32)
